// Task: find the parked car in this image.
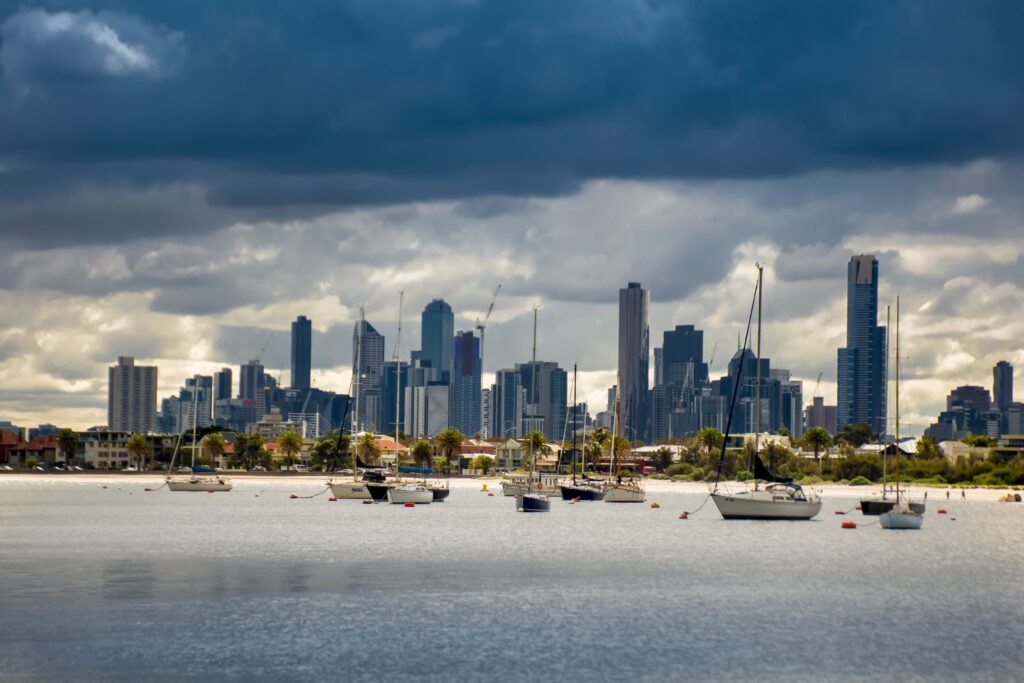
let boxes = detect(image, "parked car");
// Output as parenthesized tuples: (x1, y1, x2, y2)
(251, 465, 266, 472)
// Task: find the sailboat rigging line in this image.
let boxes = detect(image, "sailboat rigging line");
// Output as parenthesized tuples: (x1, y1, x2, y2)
(682, 493, 713, 516)
(290, 485, 332, 500)
(712, 278, 759, 492)
(559, 364, 576, 483)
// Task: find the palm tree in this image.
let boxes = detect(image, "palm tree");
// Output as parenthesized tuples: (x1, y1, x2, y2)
(126, 434, 152, 471)
(435, 428, 464, 474)
(311, 431, 352, 472)
(695, 427, 724, 457)
(56, 428, 78, 467)
(800, 427, 832, 467)
(239, 432, 265, 470)
(411, 440, 433, 469)
(356, 432, 381, 467)
(521, 430, 550, 471)
(278, 430, 304, 471)
(203, 432, 227, 470)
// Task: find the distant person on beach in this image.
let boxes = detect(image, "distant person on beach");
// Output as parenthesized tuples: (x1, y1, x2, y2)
(962, 489, 966, 499)
(946, 490, 950, 499)
(924, 492, 928, 501)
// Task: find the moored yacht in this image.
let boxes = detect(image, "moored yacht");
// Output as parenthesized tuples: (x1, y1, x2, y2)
(387, 484, 433, 505)
(711, 483, 821, 520)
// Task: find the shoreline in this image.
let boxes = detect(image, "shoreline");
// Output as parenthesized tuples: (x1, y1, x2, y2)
(1, 472, 1020, 501)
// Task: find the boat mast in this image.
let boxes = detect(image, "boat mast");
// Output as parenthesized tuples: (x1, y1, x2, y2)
(894, 296, 901, 504)
(572, 363, 578, 486)
(611, 375, 620, 478)
(754, 263, 762, 487)
(528, 305, 539, 492)
(883, 304, 890, 499)
(353, 305, 363, 483)
(190, 378, 199, 469)
(394, 291, 404, 448)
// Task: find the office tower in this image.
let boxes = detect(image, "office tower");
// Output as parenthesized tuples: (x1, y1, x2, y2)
(480, 388, 492, 439)
(450, 331, 482, 435)
(404, 383, 450, 438)
(994, 360, 1013, 412)
(107, 357, 157, 433)
(180, 375, 214, 432)
(837, 255, 887, 435)
(804, 397, 838, 434)
(773, 369, 804, 439)
(352, 318, 385, 431)
(239, 359, 267, 422)
(491, 369, 525, 439)
(421, 299, 454, 383)
(213, 368, 232, 401)
(661, 324, 709, 386)
(382, 360, 409, 437)
(618, 282, 650, 441)
(517, 361, 568, 442)
(291, 315, 312, 390)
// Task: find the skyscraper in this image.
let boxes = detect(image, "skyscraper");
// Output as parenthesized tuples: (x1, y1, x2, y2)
(661, 324, 708, 385)
(618, 282, 650, 441)
(213, 367, 233, 401)
(108, 357, 157, 433)
(291, 315, 312, 390)
(421, 299, 454, 383)
(352, 318, 385, 431)
(994, 360, 1013, 412)
(450, 331, 482, 436)
(837, 255, 887, 435)
(517, 361, 568, 442)
(239, 359, 267, 422)
(491, 369, 525, 439)
(381, 360, 408, 437)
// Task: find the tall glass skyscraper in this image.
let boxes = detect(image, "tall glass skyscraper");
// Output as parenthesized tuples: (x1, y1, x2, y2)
(352, 319, 385, 432)
(291, 315, 312, 390)
(837, 255, 887, 435)
(421, 299, 454, 383)
(450, 331, 481, 435)
(618, 282, 650, 441)
(994, 360, 1013, 412)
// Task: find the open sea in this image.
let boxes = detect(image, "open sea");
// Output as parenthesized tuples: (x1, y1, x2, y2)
(1, 476, 1022, 682)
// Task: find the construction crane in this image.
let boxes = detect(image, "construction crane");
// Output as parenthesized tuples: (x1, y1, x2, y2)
(707, 341, 718, 369)
(814, 372, 823, 398)
(475, 284, 502, 368)
(254, 331, 274, 364)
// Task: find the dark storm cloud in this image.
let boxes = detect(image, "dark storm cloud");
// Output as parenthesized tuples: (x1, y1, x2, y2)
(1, 1, 1023, 246)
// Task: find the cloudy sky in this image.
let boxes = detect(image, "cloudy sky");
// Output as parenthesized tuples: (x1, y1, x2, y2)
(1, 1, 1023, 434)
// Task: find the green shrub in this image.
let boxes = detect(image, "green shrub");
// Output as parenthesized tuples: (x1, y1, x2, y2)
(647, 473, 670, 480)
(848, 476, 872, 486)
(914, 475, 948, 485)
(973, 472, 1008, 487)
(797, 475, 824, 485)
(670, 474, 689, 482)
(736, 470, 754, 482)
(665, 463, 694, 477)
(688, 467, 705, 482)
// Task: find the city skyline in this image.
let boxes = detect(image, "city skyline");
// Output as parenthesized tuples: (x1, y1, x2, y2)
(1, 4, 1023, 433)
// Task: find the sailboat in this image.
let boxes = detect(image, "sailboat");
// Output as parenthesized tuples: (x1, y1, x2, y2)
(515, 306, 551, 513)
(861, 303, 925, 516)
(560, 363, 605, 501)
(329, 306, 374, 500)
(879, 296, 923, 530)
(603, 376, 645, 503)
(167, 382, 232, 492)
(711, 264, 820, 520)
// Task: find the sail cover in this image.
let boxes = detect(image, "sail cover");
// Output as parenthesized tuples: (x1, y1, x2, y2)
(754, 454, 794, 483)
(398, 466, 433, 474)
(356, 458, 386, 470)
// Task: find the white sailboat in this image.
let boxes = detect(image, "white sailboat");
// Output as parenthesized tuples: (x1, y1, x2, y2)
(604, 374, 645, 503)
(880, 296, 923, 530)
(329, 306, 372, 500)
(711, 264, 820, 520)
(167, 382, 232, 492)
(387, 483, 433, 504)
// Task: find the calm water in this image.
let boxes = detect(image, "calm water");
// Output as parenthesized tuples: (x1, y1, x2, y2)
(1, 477, 1022, 682)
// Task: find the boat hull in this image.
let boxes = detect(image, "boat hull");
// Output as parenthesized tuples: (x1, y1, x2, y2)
(560, 484, 605, 501)
(860, 498, 925, 516)
(329, 483, 372, 500)
(879, 511, 924, 529)
(364, 482, 392, 501)
(516, 493, 551, 512)
(603, 483, 645, 503)
(387, 486, 432, 504)
(501, 482, 560, 498)
(428, 485, 450, 502)
(167, 477, 232, 492)
(711, 493, 821, 520)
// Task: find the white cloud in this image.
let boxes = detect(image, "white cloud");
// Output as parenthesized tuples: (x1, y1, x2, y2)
(952, 193, 990, 215)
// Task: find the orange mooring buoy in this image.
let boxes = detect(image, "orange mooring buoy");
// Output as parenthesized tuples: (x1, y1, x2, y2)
(481, 484, 488, 491)
(487, 492, 494, 497)
(937, 508, 947, 514)
(362, 500, 373, 505)
(855, 505, 862, 510)
(835, 510, 845, 515)
(842, 521, 857, 529)
(678, 512, 688, 520)
(404, 502, 415, 508)
(289, 494, 298, 499)
(328, 497, 337, 502)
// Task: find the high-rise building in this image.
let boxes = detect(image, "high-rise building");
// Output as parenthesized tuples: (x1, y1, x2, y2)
(421, 299, 454, 383)
(837, 255, 887, 435)
(352, 318, 385, 431)
(381, 360, 409, 437)
(491, 369, 525, 439)
(404, 383, 450, 438)
(517, 361, 568, 442)
(618, 282, 650, 441)
(291, 315, 312, 390)
(180, 375, 214, 432)
(804, 396, 837, 434)
(450, 331, 482, 436)
(994, 360, 1013, 412)
(213, 368, 232, 402)
(661, 324, 708, 386)
(107, 357, 157, 434)
(239, 359, 267, 422)
(480, 388, 492, 439)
